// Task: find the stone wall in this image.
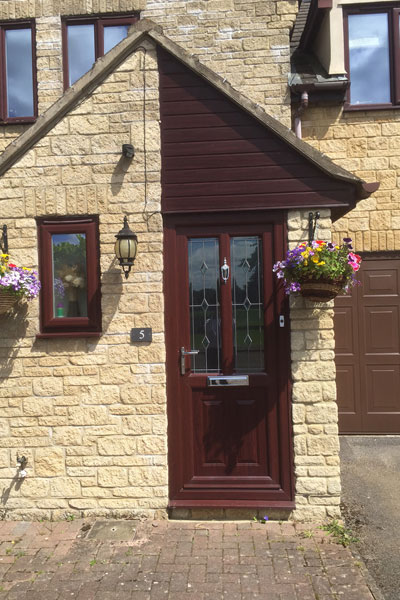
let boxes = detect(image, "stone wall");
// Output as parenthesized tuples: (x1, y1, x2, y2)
(0, 0, 297, 152)
(0, 39, 168, 520)
(288, 209, 341, 521)
(302, 106, 400, 252)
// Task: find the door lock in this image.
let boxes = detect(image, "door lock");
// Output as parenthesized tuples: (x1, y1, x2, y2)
(279, 315, 285, 327)
(180, 346, 199, 375)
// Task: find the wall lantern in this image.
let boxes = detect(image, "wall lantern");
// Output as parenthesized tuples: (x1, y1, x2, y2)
(114, 216, 138, 279)
(1, 224, 8, 254)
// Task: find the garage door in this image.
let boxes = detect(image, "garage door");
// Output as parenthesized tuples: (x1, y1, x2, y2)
(334, 255, 400, 433)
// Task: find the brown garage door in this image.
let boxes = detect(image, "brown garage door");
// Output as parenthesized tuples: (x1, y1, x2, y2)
(334, 255, 400, 433)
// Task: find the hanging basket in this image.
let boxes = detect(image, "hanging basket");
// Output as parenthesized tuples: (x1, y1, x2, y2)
(0, 290, 18, 314)
(300, 280, 344, 303)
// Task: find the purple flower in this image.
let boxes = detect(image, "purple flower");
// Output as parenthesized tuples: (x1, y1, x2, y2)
(263, 515, 269, 521)
(0, 265, 41, 300)
(343, 237, 352, 244)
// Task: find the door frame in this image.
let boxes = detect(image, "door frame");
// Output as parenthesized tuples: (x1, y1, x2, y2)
(163, 210, 294, 509)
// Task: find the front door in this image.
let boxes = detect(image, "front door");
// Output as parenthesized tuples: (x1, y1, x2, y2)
(164, 212, 293, 508)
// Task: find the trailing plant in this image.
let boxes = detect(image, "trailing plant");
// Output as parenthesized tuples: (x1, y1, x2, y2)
(273, 238, 361, 296)
(0, 254, 41, 300)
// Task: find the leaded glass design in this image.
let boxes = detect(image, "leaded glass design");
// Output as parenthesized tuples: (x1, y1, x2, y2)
(231, 237, 264, 372)
(188, 238, 221, 372)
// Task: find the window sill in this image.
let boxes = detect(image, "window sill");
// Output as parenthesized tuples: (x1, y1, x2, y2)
(1, 117, 37, 124)
(36, 331, 102, 339)
(344, 103, 400, 112)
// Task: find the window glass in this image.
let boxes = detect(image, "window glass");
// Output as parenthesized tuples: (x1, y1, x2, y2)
(67, 24, 95, 86)
(348, 13, 390, 105)
(5, 28, 34, 118)
(52, 233, 88, 318)
(104, 24, 129, 54)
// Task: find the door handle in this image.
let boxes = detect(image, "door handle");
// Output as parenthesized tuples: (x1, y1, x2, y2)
(180, 346, 199, 375)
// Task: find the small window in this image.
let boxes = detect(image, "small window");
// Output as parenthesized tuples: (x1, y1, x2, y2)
(0, 21, 36, 122)
(37, 216, 102, 337)
(62, 15, 138, 88)
(344, 7, 400, 109)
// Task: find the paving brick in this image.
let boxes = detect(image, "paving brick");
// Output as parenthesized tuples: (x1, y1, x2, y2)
(0, 519, 377, 599)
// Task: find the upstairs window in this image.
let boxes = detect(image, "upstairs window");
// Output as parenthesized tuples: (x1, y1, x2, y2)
(62, 15, 138, 88)
(0, 21, 36, 122)
(344, 7, 400, 109)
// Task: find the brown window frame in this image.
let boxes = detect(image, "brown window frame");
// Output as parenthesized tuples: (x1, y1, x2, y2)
(37, 216, 102, 338)
(0, 19, 37, 123)
(62, 14, 139, 90)
(344, 5, 400, 111)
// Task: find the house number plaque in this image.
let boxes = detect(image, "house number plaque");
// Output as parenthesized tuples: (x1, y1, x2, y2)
(130, 328, 152, 342)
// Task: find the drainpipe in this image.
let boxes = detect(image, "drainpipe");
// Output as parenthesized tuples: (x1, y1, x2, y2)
(294, 91, 309, 139)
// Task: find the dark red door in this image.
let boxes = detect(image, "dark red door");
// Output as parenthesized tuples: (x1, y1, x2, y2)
(164, 212, 293, 509)
(335, 256, 400, 433)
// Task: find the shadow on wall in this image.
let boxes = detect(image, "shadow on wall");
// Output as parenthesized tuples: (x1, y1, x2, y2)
(0, 303, 29, 379)
(100, 257, 124, 333)
(111, 155, 133, 196)
(1, 472, 25, 507)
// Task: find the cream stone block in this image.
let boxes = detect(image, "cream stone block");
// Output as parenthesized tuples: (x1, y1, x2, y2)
(20, 478, 50, 497)
(120, 385, 151, 404)
(292, 360, 336, 382)
(35, 448, 65, 477)
(53, 427, 82, 446)
(137, 436, 166, 455)
(23, 398, 53, 416)
(68, 406, 110, 426)
(98, 437, 137, 456)
(307, 435, 339, 456)
(98, 467, 128, 487)
(99, 365, 132, 385)
(306, 403, 337, 424)
(32, 377, 63, 397)
(296, 477, 327, 494)
(50, 477, 81, 497)
(122, 415, 152, 435)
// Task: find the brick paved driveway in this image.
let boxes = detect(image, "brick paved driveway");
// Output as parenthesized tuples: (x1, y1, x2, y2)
(0, 519, 375, 599)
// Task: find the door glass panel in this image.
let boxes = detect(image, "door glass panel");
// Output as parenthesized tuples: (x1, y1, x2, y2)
(5, 28, 34, 118)
(52, 233, 88, 318)
(188, 238, 221, 372)
(67, 24, 95, 86)
(231, 237, 264, 372)
(104, 25, 130, 54)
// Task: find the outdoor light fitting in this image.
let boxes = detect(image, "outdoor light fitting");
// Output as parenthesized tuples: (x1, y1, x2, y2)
(1, 224, 8, 254)
(122, 144, 135, 159)
(114, 216, 138, 279)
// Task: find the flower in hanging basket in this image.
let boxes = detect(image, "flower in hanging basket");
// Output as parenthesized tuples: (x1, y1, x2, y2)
(273, 239, 361, 301)
(0, 253, 41, 304)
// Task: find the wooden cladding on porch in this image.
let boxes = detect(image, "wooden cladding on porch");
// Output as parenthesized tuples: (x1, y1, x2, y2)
(158, 48, 355, 214)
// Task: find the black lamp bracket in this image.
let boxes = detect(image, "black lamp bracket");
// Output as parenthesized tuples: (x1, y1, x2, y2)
(308, 211, 320, 245)
(1, 224, 8, 255)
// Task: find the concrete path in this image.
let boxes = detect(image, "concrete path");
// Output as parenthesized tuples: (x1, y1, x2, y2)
(0, 518, 375, 599)
(341, 435, 400, 600)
